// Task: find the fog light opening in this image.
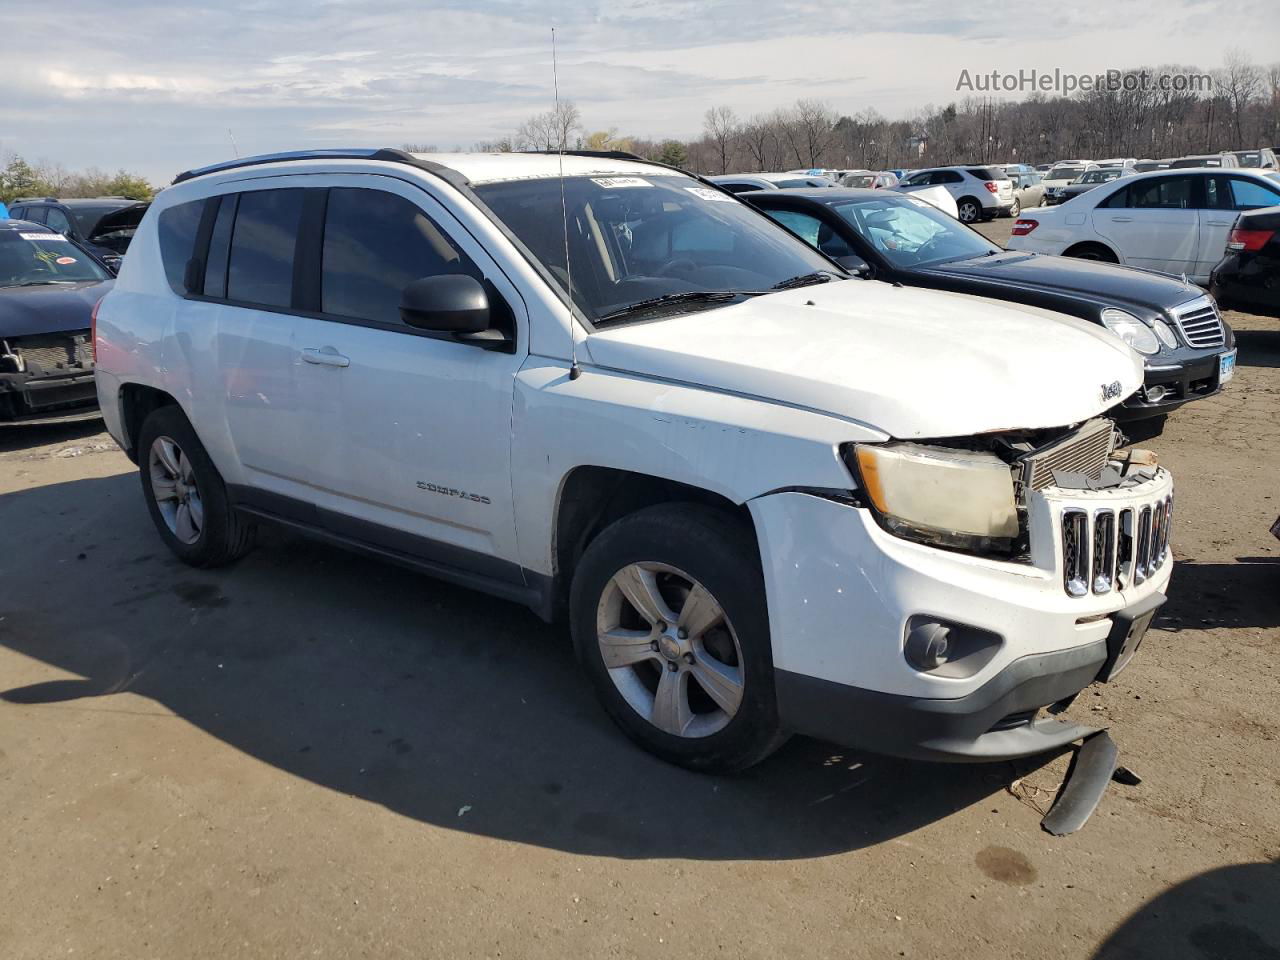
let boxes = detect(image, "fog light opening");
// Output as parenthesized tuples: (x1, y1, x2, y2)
(904, 616, 1004, 678)
(905, 621, 951, 671)
(1143, 384, 1169, 403)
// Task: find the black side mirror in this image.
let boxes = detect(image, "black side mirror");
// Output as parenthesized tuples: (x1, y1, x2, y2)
(401, 275, 490, 333)
(835, 254, 872, 277)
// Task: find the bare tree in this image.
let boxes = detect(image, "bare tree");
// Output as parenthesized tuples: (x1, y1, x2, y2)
(1219, 50, 1263, 148)
(702, 106, 738, 174)
(514, 101, 583, 152)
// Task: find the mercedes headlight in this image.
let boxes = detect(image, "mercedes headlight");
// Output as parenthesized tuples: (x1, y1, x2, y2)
(1152, 318, 1179, 349)
(1101, 308, 1159, 355)
(845, 442, 1020, 555)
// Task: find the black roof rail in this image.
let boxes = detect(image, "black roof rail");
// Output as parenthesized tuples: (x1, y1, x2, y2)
(13, 196, 56, 203)
(171, 148, 470, 189)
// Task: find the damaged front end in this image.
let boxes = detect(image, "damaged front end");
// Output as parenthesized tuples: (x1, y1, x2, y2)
(0, 330, 98, 422)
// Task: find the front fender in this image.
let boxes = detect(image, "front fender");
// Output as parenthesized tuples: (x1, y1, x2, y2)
(511, 358, 886, 576)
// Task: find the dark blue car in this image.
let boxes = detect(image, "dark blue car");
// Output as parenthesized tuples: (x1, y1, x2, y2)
(0, 219, 112, 422)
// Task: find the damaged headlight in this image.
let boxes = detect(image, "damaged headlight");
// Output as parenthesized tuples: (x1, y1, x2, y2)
(845, 442, 1020, 555)
(1101, 308, 1160, 355)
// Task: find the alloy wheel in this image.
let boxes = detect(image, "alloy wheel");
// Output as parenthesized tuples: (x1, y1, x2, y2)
(149, 436, 204, 545)
(596, 562, 745, 738)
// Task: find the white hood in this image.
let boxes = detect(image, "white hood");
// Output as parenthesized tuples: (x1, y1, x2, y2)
(584, 280, 1142, 439)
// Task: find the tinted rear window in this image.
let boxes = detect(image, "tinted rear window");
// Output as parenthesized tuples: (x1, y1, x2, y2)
(965, 167, 1004, 180)
(227, 189, 305, 308)
(157, 199, 207, 295)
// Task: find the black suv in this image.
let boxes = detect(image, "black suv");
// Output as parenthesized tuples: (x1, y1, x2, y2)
(6, 197, 149, 273)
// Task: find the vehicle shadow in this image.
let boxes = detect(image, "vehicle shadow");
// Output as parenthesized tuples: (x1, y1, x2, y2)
(1092, 860, 1280, 959)
(0, 473, 1016, 861)
(0, 416, 105, 453)
(1155, 558, 1280, 632)
(1233, 327, 1280, 369)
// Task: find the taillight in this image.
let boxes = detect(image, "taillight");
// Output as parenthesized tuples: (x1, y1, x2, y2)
(90, 296, 105, 361)
(983, 181, 998, 193)
(1011, 219, 1039, 236)
(1227, 227, 1275, 252)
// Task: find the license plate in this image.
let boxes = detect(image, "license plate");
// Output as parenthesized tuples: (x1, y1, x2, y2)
(1219, 349, 1237, 384)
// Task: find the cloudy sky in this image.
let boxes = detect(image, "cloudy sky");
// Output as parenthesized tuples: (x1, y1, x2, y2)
(1, 0, 1275, 183)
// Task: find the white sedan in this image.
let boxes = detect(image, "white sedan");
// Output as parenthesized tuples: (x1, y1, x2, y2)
(1006, 167, 1280, 284)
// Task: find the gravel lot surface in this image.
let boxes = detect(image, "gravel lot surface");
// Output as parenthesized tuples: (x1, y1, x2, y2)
(2, 225, 1277, 958)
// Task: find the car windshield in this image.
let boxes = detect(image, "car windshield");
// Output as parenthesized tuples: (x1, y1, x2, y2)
(1235, 152, 1261, 167)
(0, 230, 108, 287)
(473, 174, 839, 324)
(1047, 166, 1083, 180)
(1080, 170, 1120, 183)
(831, 195, 1000, 268)
(843, 175, 876, 187)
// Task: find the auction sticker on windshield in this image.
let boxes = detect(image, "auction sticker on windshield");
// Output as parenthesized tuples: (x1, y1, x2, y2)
(685, 187, 736, 203)
(592, 177, 651, 188)
(20, 233, 66, 242)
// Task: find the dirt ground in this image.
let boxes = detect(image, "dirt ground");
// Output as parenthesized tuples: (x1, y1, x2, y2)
(1, 229, 1278, 958)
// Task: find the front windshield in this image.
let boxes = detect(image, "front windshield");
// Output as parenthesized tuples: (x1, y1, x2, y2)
(831, 195, 1000, 268)
(843, 175, 876, 188)
(1080, 170, 1120, 184)
(473, 174, 838, 323)
(0, 230, 108, 287)
(1236, 152, 1261, 167)
(1047, 166, 1083, 181)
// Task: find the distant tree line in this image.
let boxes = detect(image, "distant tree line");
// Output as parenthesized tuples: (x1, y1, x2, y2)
(476, 51, 1280, 174)
(0, 153, 154, 205)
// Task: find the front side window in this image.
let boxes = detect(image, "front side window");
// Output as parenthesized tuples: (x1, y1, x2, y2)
(832, 195, 999, 268)
(0, 229, 110, 288)
(1228, 177, 1280, 210)
(321, 188, 479, 325)
(934, 171, 963, 184)
(44, 207, 73, 234)
(473, 174, 836, 324)
(227, 189, 305, 308)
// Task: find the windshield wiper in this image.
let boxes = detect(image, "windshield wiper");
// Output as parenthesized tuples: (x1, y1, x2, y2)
(770, 271, 840, 290)
(13, 280, 75, 287)
(595, 290, 743, 326)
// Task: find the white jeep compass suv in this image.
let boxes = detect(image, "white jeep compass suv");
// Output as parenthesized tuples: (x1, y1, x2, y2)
(94, 149, 1173, 792)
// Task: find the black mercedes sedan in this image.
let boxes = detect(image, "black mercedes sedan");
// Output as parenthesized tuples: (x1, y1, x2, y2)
(745, 188, 1235, 433)
(0, 220, 112, 422)
(1210, 204, 1280, 317)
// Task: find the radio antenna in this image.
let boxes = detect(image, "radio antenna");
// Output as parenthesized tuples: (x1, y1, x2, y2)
(227, 128, 240, 158)
(552, 27, 581, 381)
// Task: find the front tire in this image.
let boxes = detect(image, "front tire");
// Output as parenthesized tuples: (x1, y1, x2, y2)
(138, 405, 256, 567)
(570, 504, 787, 773)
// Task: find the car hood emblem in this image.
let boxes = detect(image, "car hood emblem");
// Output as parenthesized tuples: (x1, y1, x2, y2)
(1101, 380, 1123, 402)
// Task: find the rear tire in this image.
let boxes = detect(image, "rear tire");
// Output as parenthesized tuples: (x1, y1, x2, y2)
(1005, 197, 1021, 218)
(957, 197, 981, 223)
(138, 405, 256, 567)
(570, 503, 787, 773)
(1064, 242, 1118, 263)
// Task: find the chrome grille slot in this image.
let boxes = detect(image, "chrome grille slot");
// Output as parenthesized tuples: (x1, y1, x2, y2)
(1022, 419, 1116, 493)
(1160, 495, 1173, 564)
(1091, 510, 1116, 594)
(1062, 509, 1089, 597)
(1117, 508, 1134, 589)
(1135, 506, 1153, 583)
(1171, 297, 1226, 348)
(9, 330, 94, 372)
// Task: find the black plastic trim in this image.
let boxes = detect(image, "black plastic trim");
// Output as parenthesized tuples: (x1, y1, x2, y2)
(775, 640, 1110, 762)
(228, 484, 553, 618)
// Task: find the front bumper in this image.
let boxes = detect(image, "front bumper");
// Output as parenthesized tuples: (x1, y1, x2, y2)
(0, 370, 99, 422)
(1116, 351, 1228, 420)
(750, 467, 1173, 761)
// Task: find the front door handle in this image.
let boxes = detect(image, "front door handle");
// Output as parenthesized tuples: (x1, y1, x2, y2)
(1110, 216, 1134, 223)
(301, 346, 350, 368)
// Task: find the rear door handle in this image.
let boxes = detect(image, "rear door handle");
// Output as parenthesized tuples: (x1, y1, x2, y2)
(302, 346, 350, 368)
(1110, 216, 1133, 222)
(1206, 220, 1232, 226)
